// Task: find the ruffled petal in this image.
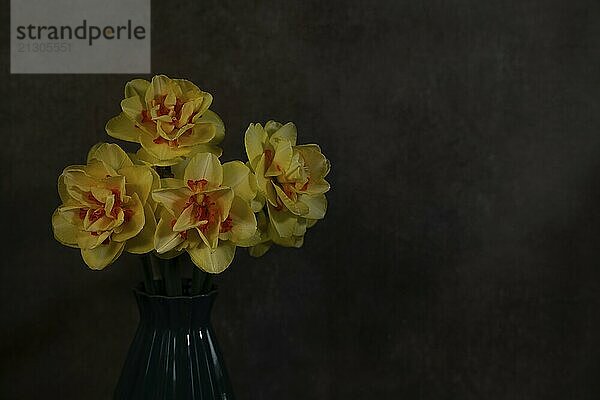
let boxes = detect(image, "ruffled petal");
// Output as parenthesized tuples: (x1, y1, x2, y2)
(152, 187, 193, 216)
(188, 241, 236, 274)
(244, 123, 268, 170)
(135, 147, 184, 167)
(270, 122, 297, 146)
(105, 113, 142, 143)
(121, 95, 144, 121)
(126, 203, 157, 254)
(249, 242, 272, 257)
(265, 139, 292, 177)
(154, 215, 185, 254)
(269, 222, 304, 248)
(274, 184, 309, 216)
(124, 78, 150, 100)
(112, 193, 145, 242)
(267, 202, 300, 238)
(119, 165, 154, 204)
(196, 110, 225, 145)
(52, 210, 79, 248)
(295, 144, 330, 178)
(227, 196, 257, 243)
(87, 143, 134, 172)
(81, 241, 125, 270)
(298, 194, 327, 220)
(139, 131, 190, 162)
(222, 161, 256, 202)
(255, 155, 278, 205)
(173, 204, 199, 232)
(177, 123, 215, 147)
(184, 152, 223, 189)
(264, 120, 283, 135)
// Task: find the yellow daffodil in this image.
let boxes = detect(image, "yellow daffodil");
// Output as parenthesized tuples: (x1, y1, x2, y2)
(244, 121, 330, 246)
(246, 211, 320, 257)
(52, 143, 158, 269)
(152, 153, 257, 273)
(106, 75, 225, 166)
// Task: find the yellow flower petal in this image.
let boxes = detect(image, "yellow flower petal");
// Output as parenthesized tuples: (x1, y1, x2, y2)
(204, 187, 234, 222)
(269, 222, 304, 248)
(188, 241, 236, 274)
(135, 147, 184, 167)
(295, 144, 330, 178)
(184, 152, 223, 189)
(173, 79, 211, 107)
(126, 203, 157, 254)
(112, 193, 145, 242)
(139, 131, 190, 161)
(298, 194, 327, 220)
(154, 215, 185, 254)
(177, 123, 215, 147)
(186, 144, 223, 159)
(77, 230, 112, 250)
(81, 241, 125, 270)
(124, 78, 150, 100)
(119, 165, 154, 204)
(84, 159, 117, 179)
(227, 196, 257, 243)
(105, 113, 142, 143)
(255, 155, 278, 205)
(57, 175, 71, 204)
(244, 123, 268, 169)
(264, 120, 283, 135)
(235, 209, 268, 247)
(87, 143, 134, 172)
(173, 204, 199, 232)
(152, 187, 193, 216)
(121, 95, 144, 121)
(196, 110, 225, 144)
(267, 202, 300, 238)
(52, 210, 78, 248)
(222, 161, 256, 202)
(160, 178, 186, 189)
(197, 215, 220, 249)
(265, 139, 292, 177)
(249, 242, 272, 257)
(270, 122, 297, 146)
(146, 75, 178, 104)
(274, 184, 309, 216)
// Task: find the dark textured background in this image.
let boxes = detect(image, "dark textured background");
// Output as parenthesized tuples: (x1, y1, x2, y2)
(2, 0, 600, 398)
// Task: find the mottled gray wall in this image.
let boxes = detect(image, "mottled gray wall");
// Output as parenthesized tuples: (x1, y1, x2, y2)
(2, 0, 600, 399)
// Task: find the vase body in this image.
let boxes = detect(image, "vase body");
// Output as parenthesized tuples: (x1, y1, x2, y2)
(114, 284, 234, 400)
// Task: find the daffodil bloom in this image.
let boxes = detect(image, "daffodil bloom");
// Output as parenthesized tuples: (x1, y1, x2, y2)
(152, 153, 257, 273)
(52, 143, 158, 269)
(246, 211, 320, 257)
(106, 75, 225, 166)
(245, 121, 330, 241)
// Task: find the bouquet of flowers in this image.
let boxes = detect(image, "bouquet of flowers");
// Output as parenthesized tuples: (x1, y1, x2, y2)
(51, 75, 331, 295)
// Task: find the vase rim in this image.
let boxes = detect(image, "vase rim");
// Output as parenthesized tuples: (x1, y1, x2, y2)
(133, 282, 218, 300)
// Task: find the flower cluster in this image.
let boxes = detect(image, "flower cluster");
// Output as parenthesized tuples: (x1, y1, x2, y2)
(52, 75, 330, 273)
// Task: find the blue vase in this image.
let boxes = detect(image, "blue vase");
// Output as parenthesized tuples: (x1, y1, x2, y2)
(114, 283, 235, 399)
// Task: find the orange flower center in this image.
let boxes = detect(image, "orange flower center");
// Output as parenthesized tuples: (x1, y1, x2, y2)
(220, 216, 233, 233)
(78, 189, 133, 241)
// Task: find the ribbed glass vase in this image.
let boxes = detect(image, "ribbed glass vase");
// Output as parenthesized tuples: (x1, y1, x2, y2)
(114, 282, 234, 399)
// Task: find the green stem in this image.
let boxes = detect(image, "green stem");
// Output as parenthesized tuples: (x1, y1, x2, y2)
(157, 258, 166, 296)
(141, 254, 155, 295)
(164, 257, 182, 296)
(202, 273, 213, 294)
(191, 267, 205, 296)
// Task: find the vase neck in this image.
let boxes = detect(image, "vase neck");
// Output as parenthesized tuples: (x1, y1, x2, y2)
(134, 288, 217, 329)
